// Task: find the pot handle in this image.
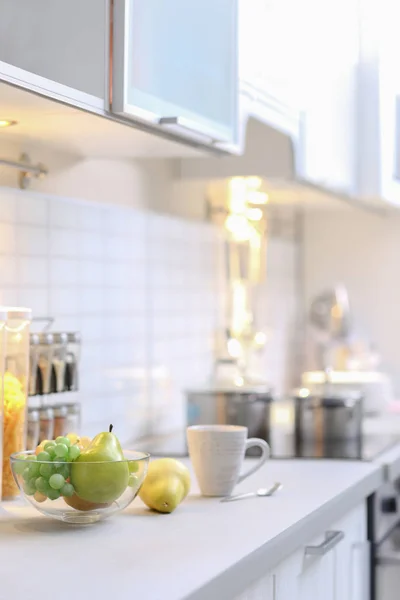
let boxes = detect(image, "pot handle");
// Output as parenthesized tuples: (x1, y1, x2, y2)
(237, 438, 270, 484)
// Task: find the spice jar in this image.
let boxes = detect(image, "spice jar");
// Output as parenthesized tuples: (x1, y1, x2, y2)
(53, 405, 67, 439)
(37, 333, 54, 395)
(29, 333, 40, 396)
(2, 307, 31, 499)
(27, 408, 40, 451)
(39, 406, 54, 444)
(65, 333, 81, 391)
(52, 333, 68, 393)
(65, 403, 81, 435)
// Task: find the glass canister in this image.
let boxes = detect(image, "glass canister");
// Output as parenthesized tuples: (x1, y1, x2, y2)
(52, 333, 68, 393)
(29, 333, 40, 396)
(0, 309, 7, 498)
(53, 404, 67, 438)
(65, 332, 81, 391)
(65, 402, 81, 435)
(2, 307, 32, 499)
(27, 408, 40, 451)
(37, 333, 55, 395)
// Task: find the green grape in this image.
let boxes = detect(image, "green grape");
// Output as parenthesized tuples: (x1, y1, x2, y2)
(28, 462, 41, 478)
(26, 455, 37, 462)
(54, 444, 68, 458)
(46, 446, 56, 459)
(129, 461, 139, 474)
(22, 467, 32, 482)
(56, 436, 71, 447)
(39, 463, 55, 479)
(54, 456, 67, 463)
(49, 474, 65, 490)
(44, 441, 56, 452)
(14, 460, 27, 476)
(23, 482, 36, 496)
(68, 445, 80, 461)
(47, 488, 60, 501)
(35, 477, 50, 493)
(56, 464, 70, 479)
(36, 451, 51, 462)
(29, 477, 38, 489)
(61, 482, 74, 497)
(128, 474, 139, 488)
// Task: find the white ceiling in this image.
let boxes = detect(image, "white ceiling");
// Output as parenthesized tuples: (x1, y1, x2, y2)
(0, 82, 205, 159)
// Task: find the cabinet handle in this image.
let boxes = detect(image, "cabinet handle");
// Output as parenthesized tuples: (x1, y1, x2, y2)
(305, 530, 345, 556)
(159, 116, 221, 144)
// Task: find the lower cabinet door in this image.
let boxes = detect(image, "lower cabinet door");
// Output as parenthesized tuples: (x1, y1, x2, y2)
(233, 572, 275, 600)
(234, 503, 368, 600)
(298, 551, 336, 600)
(332, 505, 369, 600)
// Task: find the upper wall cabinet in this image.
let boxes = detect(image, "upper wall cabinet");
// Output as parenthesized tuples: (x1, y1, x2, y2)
(239, 0, 303, 107)
(112, 0, 238, 147)
(0, 0, 107, 112)
(238, 0, 306, 141)
(356, 0, 400, 207)
(294, 0, 360, 198)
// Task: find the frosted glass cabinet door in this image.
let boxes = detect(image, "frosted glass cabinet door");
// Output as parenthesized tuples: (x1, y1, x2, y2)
(112, 0, 238, 145)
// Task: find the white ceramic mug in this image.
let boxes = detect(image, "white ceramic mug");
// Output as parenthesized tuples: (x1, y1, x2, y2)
(187, 425, 270, 497)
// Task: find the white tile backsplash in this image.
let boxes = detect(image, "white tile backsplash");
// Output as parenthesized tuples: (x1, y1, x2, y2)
(16, 225, 48, 256)
(50, 228, 78, 257)
(17, 192, 48, 226)
(0, 255, 17, 285)
(0, 184, 299, 443)
(0, 189, 16, 222)
(50, 258, 79, 286)
(49, 198, 79, 229)
(0, 222, 15, 254)
(18, 256, 48, 286)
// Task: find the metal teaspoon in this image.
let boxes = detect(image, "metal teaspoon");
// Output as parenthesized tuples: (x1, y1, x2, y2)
(220, 482, 283, 503)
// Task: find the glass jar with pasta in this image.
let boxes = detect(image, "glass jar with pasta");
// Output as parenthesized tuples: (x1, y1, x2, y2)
(2, 308, 31, 500)
(0, 309, 7, 498)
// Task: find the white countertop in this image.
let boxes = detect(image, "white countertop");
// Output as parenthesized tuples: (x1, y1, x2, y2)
(0, 458, 383, 600)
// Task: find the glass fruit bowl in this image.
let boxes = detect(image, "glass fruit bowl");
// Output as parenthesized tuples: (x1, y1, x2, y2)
(10, 450, 150, 524)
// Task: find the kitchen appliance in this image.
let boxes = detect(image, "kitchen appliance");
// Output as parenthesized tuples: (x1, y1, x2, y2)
(294, 387, 363, 444)
(186, 386, 273, 455)
(371, 478, 400, 600)
(309, 285, 352, 370)
(302, 370, 394, 415)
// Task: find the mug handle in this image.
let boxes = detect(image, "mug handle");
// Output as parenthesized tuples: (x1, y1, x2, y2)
(237, 438, 270, 484)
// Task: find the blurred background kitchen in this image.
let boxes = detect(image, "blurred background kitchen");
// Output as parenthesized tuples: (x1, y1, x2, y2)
(0, 0, 399, 454)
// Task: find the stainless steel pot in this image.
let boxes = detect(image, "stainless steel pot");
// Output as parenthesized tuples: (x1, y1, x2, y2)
(186, 386, 273, 448)
(294, 389, 363, 443)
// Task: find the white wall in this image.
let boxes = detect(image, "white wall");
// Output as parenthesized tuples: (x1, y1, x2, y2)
(303, 208, 400, 392)
(0, 145, 300, 441)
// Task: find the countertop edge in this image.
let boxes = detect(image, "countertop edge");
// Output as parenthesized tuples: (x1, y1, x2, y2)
(184, 465, 383, 600)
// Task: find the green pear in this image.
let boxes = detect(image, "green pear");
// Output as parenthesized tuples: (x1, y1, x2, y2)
(70, 425, 129, 504)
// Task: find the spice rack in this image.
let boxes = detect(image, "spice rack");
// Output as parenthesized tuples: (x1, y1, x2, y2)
(27, 319, 82, 452)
